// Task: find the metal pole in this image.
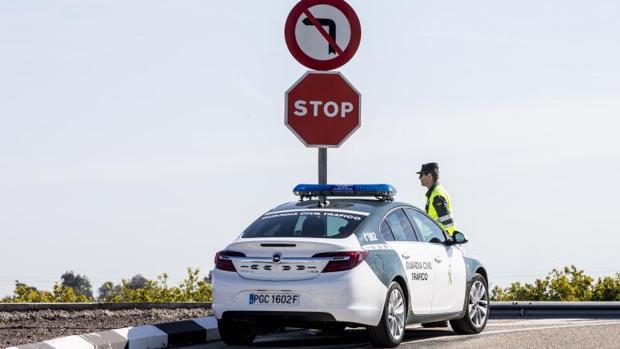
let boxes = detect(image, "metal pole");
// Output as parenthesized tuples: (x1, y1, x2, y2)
(318, 148, 327, 184)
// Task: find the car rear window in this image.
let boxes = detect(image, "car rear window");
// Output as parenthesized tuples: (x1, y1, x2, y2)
(242, 209, 368, 239)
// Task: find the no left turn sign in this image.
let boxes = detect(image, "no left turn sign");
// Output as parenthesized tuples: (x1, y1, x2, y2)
(285, 0, 361, 71)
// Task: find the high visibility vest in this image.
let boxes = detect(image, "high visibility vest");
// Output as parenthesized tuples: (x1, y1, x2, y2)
(425, 184, 456, 236)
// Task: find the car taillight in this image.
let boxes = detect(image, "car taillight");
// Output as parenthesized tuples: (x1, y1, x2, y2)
(214, 250, 245, 272)
(313, 251, 369, 273)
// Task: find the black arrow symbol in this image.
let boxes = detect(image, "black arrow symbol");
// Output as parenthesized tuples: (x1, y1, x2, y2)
(302, 17, 337, 54)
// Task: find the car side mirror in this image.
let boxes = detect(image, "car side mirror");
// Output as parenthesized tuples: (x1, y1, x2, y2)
(429, 237, 442, 244)
(452, 231, 468, 244)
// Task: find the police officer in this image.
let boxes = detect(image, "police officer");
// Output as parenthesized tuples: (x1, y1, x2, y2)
(417, 162, 456, 236)
(418, 162, 456, 329)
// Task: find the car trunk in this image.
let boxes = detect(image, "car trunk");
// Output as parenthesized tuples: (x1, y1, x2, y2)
(225, 238, 353, 281)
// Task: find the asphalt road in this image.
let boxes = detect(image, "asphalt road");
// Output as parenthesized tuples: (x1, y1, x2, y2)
(185, 318, 620, 349)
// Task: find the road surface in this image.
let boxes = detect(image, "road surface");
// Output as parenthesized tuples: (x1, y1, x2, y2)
(183, 318, 620, 349)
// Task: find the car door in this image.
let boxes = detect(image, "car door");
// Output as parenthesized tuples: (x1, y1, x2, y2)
(406, 208, 466, 314)
(381, 208, 435, 315)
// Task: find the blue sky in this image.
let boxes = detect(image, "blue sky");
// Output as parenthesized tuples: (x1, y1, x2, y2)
(1, 0, 619, 297)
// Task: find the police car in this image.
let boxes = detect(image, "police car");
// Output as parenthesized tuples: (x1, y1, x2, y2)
(212, 184, 488, 348)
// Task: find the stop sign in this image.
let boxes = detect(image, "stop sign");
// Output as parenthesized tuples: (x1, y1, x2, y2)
(285, 71, 361, 148)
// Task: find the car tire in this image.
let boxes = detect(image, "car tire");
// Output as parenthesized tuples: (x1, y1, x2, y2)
(218, 319, 256, 345)
(450, 273, 489, 334)
(368, 282, 407, 348)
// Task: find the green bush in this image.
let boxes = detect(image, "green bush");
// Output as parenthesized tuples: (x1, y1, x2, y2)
(1, 267, 212, 303)
(491, 265, 620, 301)
(99, 267, 212, 303)
(592, 274, 620, 301)
(9, 264, 616, 303)
(1, 282, 92, 303)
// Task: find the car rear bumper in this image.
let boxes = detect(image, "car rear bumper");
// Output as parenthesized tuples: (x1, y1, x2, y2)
(221, 311, 339, 329)
(212, 262, 387, 326)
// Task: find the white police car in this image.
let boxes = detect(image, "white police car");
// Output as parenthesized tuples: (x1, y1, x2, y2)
(212, 184, 488, 347)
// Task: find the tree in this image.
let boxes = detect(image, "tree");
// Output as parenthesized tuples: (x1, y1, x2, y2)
(127, 274, 149, 290)
(98, 275, 149, 301)
(61, 271, 93, 299)
(98, 281, 115, 301)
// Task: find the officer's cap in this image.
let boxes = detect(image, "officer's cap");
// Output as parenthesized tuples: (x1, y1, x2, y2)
(416, 162, 439, 174)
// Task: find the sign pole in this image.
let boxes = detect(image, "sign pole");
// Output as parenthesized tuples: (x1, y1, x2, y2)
(318, 148, 327, 184)
(284, 0, 362, 197)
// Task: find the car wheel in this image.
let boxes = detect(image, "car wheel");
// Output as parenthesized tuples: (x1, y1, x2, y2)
(368, 282, 406, 348)
(450, 273, 489, 334)
(218, 319, 256, 345)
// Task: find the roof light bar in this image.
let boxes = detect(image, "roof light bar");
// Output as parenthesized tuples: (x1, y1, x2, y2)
(293, 184, 397, 200)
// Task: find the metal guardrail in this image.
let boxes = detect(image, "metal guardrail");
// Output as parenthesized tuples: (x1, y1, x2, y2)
(0, 302, 211, 312)
(490, 301, 620, 319)
(2, 301, 620, 319)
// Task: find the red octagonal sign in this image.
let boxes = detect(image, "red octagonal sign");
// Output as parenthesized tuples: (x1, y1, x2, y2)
(285, 71, 361, 148)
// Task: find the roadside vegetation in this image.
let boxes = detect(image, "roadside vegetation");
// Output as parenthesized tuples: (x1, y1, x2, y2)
(491, 265, 620, 301)
(3, 265, 619, 302)
(1, 267, 212, 303)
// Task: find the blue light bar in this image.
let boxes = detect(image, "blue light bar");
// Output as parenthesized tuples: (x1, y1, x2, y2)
(293, 184, 397, 199)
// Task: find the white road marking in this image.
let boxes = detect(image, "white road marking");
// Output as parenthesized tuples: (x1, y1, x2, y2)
(486, 318, 599, 327)
(412, 320, 620, 344)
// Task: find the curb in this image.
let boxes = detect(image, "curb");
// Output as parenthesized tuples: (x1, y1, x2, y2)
(6, 317, 220, 349)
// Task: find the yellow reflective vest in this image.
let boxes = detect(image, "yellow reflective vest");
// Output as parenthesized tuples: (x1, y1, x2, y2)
(425, 183, 456, 236)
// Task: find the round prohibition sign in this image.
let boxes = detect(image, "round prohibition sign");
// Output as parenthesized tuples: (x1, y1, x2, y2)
(285, 0, 361, 71)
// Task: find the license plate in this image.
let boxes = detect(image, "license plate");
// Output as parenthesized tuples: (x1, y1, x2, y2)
(248, 293, 301, 305)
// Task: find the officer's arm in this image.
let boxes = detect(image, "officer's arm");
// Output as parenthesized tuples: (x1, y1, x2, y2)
(432, 195, 454, 229)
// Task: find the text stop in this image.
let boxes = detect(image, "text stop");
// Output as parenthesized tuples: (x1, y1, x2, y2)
(293, 100, 354, 118)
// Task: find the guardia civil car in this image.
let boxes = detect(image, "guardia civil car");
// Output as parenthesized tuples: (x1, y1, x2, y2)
(212, 185, 488, 347)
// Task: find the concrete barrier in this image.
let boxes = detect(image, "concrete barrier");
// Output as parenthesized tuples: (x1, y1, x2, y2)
(0, 302, 211, 312)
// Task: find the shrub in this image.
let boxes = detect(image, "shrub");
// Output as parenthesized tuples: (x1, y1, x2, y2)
(1, 281, 92, 302)
(2, 267, 212, 303)
(491, 265, 619, 301)
(591, 274, 620, 301)
(97, 267, 212, 303)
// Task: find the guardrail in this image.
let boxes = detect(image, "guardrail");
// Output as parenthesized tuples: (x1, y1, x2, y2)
(2, 301, 620, 319)
(490, 301, 620, 319)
